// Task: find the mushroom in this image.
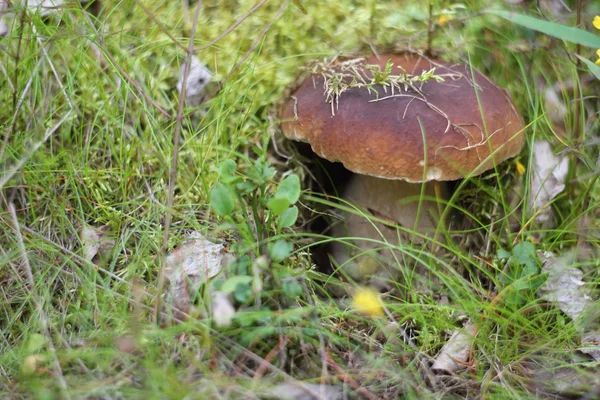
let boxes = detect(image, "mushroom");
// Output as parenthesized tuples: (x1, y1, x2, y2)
(280, 54, 525, 283)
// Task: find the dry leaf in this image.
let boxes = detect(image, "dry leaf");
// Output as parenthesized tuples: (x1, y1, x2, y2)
(27, 0, 64, 16)
(543, 85, 567, 126)
(431, 320, 478, 374)
(538, 251, 600, 361)
(165, 232, 228, 318)
(529, 141, 568, 226)
(538, 251, 592, 321)
(581, 333, 600, 361)
(176, 56, 212, 108)
(0, 0, 9, 36)
(267, 383, 342, 400)
(0, 0, 66, 35)
(211, 290, 235, 327)
(80, 225, 115, 264)
(526, 353, 600, 396)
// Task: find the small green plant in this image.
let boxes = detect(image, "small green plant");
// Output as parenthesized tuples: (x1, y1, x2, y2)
(497, 242, 546, 306)
(209, 138, 303, 306)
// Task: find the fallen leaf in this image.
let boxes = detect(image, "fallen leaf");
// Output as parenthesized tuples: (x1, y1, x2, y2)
(529, 141, 569, 226)
(267, 383, 342, 400)
(538, 251, 592, 320)
(165, 232, 229, 318)
(26, 0, 64, 16)
(431, 320, 478, 374)
(543, 84, 567, 126)
(176, 56, 212, 108)
(581, 332, 600, 361)
(211, 290, 235, 327)
(525, 352, 599, 396)
(0, 0, 7, 36)
(80, 225, 115, 264)
(1, 0, 67, 36)
(538, 251, 600, 361)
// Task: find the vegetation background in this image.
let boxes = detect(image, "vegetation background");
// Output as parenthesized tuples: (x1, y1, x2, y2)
(0, 0, 599, 398)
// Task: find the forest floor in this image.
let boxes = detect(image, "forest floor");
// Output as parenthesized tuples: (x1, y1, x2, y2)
(1, 0, 599, 398)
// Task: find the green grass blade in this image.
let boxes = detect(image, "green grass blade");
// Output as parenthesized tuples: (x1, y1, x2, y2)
(488, 10, 600, 48)
(575, 55, 600, 80)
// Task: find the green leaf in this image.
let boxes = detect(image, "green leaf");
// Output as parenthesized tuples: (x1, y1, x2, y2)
(248, 159, 276, 186)
(221, 275, 253, 294)
(217, 160, 238, 184)
(210, 183, 234, 216)
(26, 334, 48, 353)
(269, 240, 293, 262)
(278, 206, 298, 228)
(513, 242, 537, 271)
(575, 55, 600, 81)
(276, 175, 301, 204)
(505, 291, 527, 306)
(234, 282, 251, 302)
(487, 10, 600, 48)
(497, 249, 511, 259)
(268, 196, 291, 216)
(283, 280, 303, 297)
(219, 159, 237, 176)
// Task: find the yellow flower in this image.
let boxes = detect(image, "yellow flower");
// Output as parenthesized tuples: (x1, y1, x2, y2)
(438, 15, 452, 26)
(596, 49, 600, 66)
(515, 160, 526, 176)
(593, 16, 600, 30)
(352, 287, 383, 317)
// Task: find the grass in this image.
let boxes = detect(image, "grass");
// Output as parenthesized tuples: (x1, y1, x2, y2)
(1, 0, 599, 398)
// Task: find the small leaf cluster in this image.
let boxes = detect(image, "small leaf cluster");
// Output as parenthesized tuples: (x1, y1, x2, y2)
(208, 144, 303, 306)
(497, 242, 546, 306)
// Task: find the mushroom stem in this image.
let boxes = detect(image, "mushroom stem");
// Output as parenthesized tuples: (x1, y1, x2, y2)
(330, 173, 447, 282)
(432, 180, 446, 252)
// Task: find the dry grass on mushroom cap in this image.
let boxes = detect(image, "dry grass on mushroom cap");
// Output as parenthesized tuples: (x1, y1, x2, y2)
(281, 54, 525, 283)
(307, 57, 448, 116)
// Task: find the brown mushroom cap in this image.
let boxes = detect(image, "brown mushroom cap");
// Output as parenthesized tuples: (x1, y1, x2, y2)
(281, 54, 525, 182)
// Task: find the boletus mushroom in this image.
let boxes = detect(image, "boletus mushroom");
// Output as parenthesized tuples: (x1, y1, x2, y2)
(280, 54, 525, 283)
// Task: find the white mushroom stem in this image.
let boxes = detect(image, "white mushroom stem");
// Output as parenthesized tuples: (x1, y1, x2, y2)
(330, 174, 447, 282)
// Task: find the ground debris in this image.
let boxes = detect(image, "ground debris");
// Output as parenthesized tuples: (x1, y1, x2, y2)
(431, 320, 478, 374)
(80, 224, 115, 264)
(211, 290, 235, 327)
(529, 141, 568, 227)
(176, 56, 212, 108)
(538, 251, 600, 361)
(525, 352, 600, 398)
(165, 232, 230, 319)
(264, 382, 342, 400)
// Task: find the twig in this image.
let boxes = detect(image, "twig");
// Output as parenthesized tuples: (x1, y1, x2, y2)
(325, 351, 384, 400)
(154, 0, 203, 323)
(253, 336, 289, 379)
